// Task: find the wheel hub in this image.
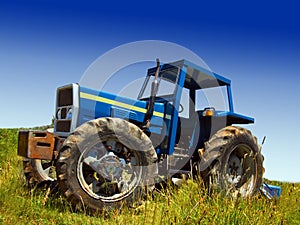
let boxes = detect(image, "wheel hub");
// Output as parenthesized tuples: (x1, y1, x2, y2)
(77, 137, 143, 201)
(226, 154, 243, 184)
(98, 153, 125, 180)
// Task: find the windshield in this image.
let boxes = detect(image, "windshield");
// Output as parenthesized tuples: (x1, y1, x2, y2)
(138, 67, 179, 99)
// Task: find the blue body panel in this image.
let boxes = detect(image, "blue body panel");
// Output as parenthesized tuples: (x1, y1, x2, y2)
(78, 86, 166, 135)
(215, 111, 254, 124)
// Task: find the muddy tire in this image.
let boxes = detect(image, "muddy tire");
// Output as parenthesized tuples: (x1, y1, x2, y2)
(200, 126, 263, 198)
(23, 158, 56, 186)
(56, 117, 157, 212)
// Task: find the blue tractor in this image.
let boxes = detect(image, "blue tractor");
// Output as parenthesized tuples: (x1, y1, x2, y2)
(18, 59, 264, 211)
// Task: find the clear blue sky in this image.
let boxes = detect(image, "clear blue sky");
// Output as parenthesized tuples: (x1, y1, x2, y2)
(0, 0, 299, 182)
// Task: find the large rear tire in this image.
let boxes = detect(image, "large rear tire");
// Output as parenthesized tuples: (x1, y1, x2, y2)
(56, 117, 157, 212)
(200, 126, 263, 198)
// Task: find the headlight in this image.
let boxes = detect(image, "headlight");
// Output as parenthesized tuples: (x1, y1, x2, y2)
(67, 107, 72, 119)
(56, 108, 62, 119)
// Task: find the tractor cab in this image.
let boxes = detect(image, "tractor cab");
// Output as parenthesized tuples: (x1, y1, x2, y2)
(138, 60, 254, 156)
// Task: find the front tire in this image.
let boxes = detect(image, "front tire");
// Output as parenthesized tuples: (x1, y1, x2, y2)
(56, 117, 157, 212)
(200, 126, 263, 198)
(23, 158, 56, 186)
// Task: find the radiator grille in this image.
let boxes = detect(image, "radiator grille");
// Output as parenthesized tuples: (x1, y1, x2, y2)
(58, 87, 73, 106)
(56, 120, 71, 132)
(55, 85, 73, 133)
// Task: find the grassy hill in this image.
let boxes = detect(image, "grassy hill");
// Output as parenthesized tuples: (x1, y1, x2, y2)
(0, 128, 299, 224)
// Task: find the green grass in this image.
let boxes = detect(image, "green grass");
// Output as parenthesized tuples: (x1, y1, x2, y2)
(0, 128, 299, 225)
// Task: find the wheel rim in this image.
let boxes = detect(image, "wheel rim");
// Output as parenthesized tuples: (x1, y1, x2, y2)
(225, 144, 257, 197)
(77, 138, 142, 202)
(35, 159, 56, 181)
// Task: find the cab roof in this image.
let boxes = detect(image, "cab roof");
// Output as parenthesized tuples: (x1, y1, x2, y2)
(147, 59, 231, 90)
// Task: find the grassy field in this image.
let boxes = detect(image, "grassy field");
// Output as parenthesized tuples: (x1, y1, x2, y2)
(0, 128, 299, 225)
